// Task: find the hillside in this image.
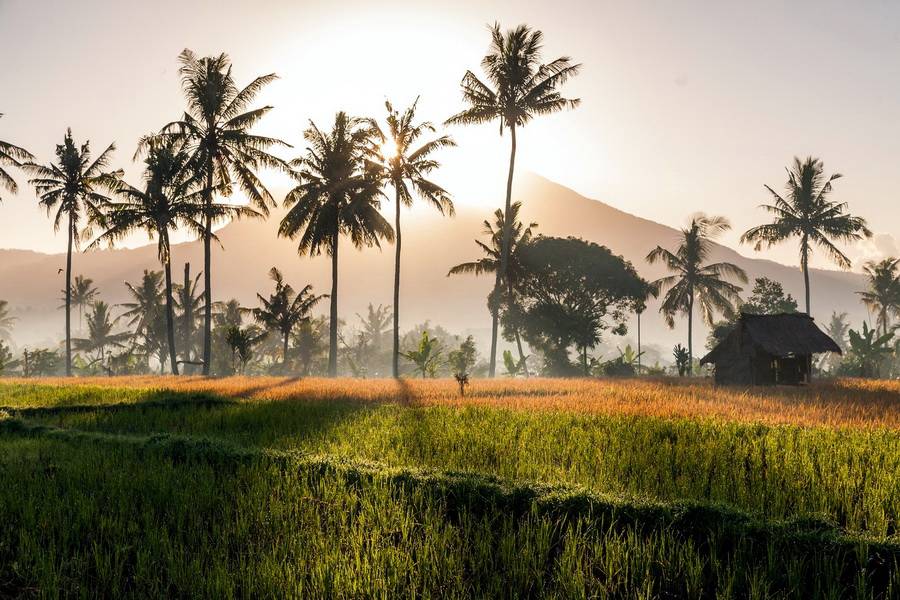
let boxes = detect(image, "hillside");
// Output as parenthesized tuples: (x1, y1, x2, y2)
(0, 173, 867, 352)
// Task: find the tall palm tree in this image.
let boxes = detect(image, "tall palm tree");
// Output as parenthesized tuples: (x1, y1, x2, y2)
(279, 112, 394, 376)
(62, 275, 99, 331)
(740, 157, 871, 315)
(91, 139, 246, 375)
(251, 267, 326, 372)
(448, 201, 536, 376)
(369, 99, 455, 378)
(857, 257, 900, 336)
(0, 299, 15, 341)
(647, 215, 747, 373)
(24, 129, 121, 376)
(0, 114, 34, 202)
(446, 23, 580, 376)
(148, 48, 289, 375)
(72, 301, 130, 374)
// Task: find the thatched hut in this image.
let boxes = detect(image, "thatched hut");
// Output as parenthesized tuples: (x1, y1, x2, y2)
(700, 313, 841, 385)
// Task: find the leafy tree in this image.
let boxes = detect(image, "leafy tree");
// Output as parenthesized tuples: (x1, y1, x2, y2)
(24, 129, 121, 375)
(517, 236, 646, 376)
(0, 300, 15, 341)
(502, 349, 528, 377)
(447, 23, 580, 376)
(369, 99, 455, 377)
(356, 303, 392, 354)
(149, 48, 288, 375)
(279, 112, 394, 376)
(0, 113, 34, 202)
(647, 215, 747, 373)
(72, 301, 130, 373)
(22, 348, 61, 377)
(596, 345, 645, 377)
(401, 331, 444, 378)
(250, 267, 325, 372)
(741, 157, 870, 314)
(857, 258, 900, 336)
(449, 201, 536, 376)
(449, 335, 478, 376)
(224, 325, 265, 375)
(845, 322, 893, 378)
(62, 275, 99, 332)
(0, 339, 14, 374)
(672, 344, 691, 377)
(293, 316, 329, 376)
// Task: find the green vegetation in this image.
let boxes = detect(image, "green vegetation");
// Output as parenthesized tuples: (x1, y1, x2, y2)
(0, 380, 898, 597)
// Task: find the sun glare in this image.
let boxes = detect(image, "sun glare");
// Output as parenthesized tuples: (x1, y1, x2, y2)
(380, 138, 399, 161)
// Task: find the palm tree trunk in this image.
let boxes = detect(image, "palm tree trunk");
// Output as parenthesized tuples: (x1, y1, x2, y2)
(392, 185, 401, 378)
(637, 310, 642, 375)
(507, 281, 529, 378)
(490, 123, 518, 377)
(283, 331, 290, 372)
(687, 290, 694, 376)
(162, 239, 179, 376)
(328, 229, 339, 377)
(488, 280, 500, 378)
(202, 169, 214, 376)
(65, 211, 73, 377)
(801, 236, 811, 315)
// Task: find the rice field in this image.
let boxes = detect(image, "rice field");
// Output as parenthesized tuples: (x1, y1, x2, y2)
(0, 376, 898, 598)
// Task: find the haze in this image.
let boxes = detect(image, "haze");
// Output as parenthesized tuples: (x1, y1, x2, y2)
(3, 0, 900, 268)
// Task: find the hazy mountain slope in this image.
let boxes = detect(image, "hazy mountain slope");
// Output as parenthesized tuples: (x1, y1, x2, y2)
(0, 173, 867, 350)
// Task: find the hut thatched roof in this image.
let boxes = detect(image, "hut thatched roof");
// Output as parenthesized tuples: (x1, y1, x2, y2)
(701, 313, 841, 365)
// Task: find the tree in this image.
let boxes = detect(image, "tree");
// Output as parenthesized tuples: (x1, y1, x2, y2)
(672, 344, 691, 377)
(0, 339, 14, 374)
(251, 267, 326, 372)
(151, 48, 288, 375)
(62, 275, 99, 331)
(0, 300, 15, 341)
(401, 331, 444, 378)
(368, 99, 455, 378)
(224, 325, 265, 375)
(517, 236, 646, 376)
(449, 201, 537, 376)
(740, 157, 871, 315)
(846, 322, 893, 378)
(0, 113, 34, 203)
(857, 258, 900, 337)
(91, 139, 230, 375)
(356, 303, 392, 354)
(647, 215, 747, 374)
(24, 129, 121, 376)
(174, 263, 204, 371)
(446, 23, 580, 376)
(279, 112, 394, 376)
(72, 301, 130, 374)
(120, 270, 168, 371)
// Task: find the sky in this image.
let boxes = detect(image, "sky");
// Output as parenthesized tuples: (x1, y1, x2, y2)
(2, 0, 900, 269)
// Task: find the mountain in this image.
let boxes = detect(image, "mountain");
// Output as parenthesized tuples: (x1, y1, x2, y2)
(0, 173, 867, 353)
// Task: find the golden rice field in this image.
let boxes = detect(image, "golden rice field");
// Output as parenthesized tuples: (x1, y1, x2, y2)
(4, 375, 900, 429)
(1, 376, 898, 597)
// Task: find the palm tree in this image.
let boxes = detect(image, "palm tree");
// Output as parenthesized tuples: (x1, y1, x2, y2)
(448, 201, 536, 376)
(148, 48, 289, 375)
(740, 157, 871, 315)
(72, 301, 130, 374)
(224, 324, 265, 374)
(63, 275, 99, 331)
(446, 23, 580, 376)
(174, 263, 204, 370)
(857, 257, 900, 336)
(369, 99, 455, 378)
(647, 215, 747, 373)
(279, 112, 394, 376)
(24, 129, 121, 376)
(120, 270, 166, 371)
(91, 139, 242, 375)
(0, 300, 15, 341)
(251, 267, 326, 372)
(0, 114, 34, 202)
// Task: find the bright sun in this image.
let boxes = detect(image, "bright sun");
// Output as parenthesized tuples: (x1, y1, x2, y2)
(380, 138, 399, 161)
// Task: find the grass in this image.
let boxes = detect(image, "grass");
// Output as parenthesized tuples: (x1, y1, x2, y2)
(0, 376, 898, 597)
